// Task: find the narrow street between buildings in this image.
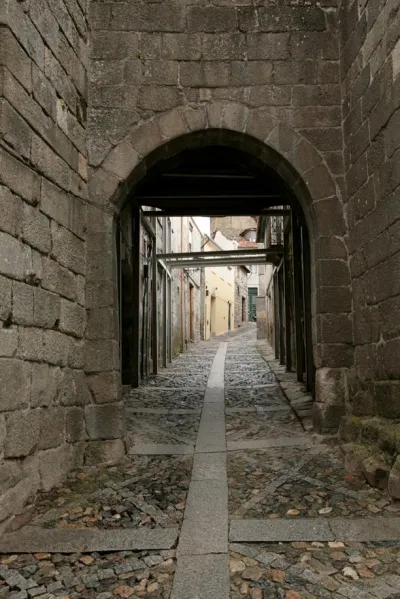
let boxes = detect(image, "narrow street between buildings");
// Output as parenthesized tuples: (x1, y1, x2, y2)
(0, 325, 399, 599)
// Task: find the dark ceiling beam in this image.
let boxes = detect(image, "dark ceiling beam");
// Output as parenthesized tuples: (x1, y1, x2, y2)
(136, 194, 281, 200)
(164, 257, 281, 268)
(159, 248, 275, 260)
(162, 173, 255, 179)
(141, 209, 290, 217)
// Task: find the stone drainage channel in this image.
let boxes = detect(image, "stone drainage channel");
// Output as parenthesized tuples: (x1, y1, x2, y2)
(0, 328, 400, 598)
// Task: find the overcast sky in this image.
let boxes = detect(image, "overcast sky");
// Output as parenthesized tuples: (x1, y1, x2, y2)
(193, 217, 210, 236)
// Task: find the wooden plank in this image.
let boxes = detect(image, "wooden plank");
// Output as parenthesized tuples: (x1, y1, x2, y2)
(292, 215, 305, 383)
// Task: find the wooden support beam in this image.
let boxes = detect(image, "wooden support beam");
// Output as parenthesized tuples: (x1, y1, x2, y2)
(301, 227, 314, 395)
(283, 230, 292, 372)
(278, 266, 285, 366)
(292, 215, 305, 383)
(152, 220, 158, 375)
(131, 206, 141, 388)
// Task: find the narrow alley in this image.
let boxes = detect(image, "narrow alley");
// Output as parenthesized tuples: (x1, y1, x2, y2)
(0, 326, 399, 599)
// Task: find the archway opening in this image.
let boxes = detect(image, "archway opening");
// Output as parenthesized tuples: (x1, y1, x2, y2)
(118, 131, 315, 395)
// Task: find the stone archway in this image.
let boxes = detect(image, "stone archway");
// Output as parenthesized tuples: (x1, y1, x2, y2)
(85, 102, 351, 446)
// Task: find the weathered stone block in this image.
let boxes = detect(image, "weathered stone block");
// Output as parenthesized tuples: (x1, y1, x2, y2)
(91, 31, 139, 61)
(68, 339, 85, 370)
(32, 63, 57, 120)
(137, 86, 181, 111)
(102, 140, 139, 180)
(0, 327, 18, 358)
(202, 33, 245, 60)
(87, 371, 121, 404)
(41, 179, 87, 240)
(58, 368, 90, 406)
(0, 98, 32, 160)
(12, 281, 34, 326)
(4, 409, 41, 457)
(38, 407, 66, 450)
(187, 7, 236, 32)
(0, 474, 38, 524)
(0, 232, 32, 282)
(51, 221, 85, 275)
(0, 275, 12, 320)
(361, 453, 390, 490)
(85, 339, 119, 373)
(0, 27, 32, 92)
(317, 260, 351, 287)
(0, 186, 22, 237)
(85, 403, 124, 440)
(86, 280, 115, 309)
(43, 330, 72, 366)
(84, 439, 126, 465)
(247, 33, 289, 60)
(31, 363, 63, 407)
(33, 288, 60, 328)
(38, 444, 72, 492)
(111, 4, 185, 32)
(388, 456, 400, 499)
(231, 61, 273, 86)
(17, 326, 44, 362)
(313, 367, 346, 433)
(374, 381, 400, 419)
(41, 257, 77, 301)
(259, 7, 326, 32)
(66, 407, 87, 442)
(86, 307, 118, 340)
(59, 299, 85, 338)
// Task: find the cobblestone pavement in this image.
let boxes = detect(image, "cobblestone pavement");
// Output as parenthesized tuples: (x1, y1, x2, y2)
(229, 541, 400, 599)
(0, 549, 176, 598)
(1, 325, 399, 599)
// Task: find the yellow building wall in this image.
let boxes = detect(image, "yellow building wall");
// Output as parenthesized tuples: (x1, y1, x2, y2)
(204, 260, 235, 339)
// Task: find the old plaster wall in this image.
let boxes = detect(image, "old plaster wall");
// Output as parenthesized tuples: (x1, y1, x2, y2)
(338, 0, 400, 450)
(0, 0, 97, 526)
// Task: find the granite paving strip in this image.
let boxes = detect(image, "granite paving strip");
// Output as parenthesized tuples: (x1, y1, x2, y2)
(230, 519, 334, 542)
(225, 406, 291, 414)
(0, 527, 179, 553)
(227, 437, 310, 451)
(172, 342, 229, 599)
(129, 443, 194, 455)
(329, 517, 400, 541)
(230, 517, 400, 543)
(171, 554, 229, 599)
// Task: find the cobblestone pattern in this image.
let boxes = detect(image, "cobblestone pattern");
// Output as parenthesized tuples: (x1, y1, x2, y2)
(228, 446, 399, 520)
(125, 389, 204, 410)
(226, 411, 303, 441)
(225, 332, 400, 521)
(229, 541, 400, 599)
(27, 455, 191, 532)
(0, 549, 175, 598)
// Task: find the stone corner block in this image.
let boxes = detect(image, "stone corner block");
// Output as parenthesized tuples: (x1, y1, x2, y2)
(84, 438, 126, 465)
(84, 403, 125, 440)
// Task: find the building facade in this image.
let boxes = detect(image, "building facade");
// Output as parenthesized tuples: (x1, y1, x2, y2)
(203, 234, 235, 339)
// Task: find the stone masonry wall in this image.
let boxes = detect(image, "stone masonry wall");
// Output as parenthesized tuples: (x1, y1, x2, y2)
(88, 0, 353, 433)
(339, 0, 400, 424)
(0, 0, 97, 528)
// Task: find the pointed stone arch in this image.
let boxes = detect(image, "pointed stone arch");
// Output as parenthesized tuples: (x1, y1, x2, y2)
(85, 102, 351, 436)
